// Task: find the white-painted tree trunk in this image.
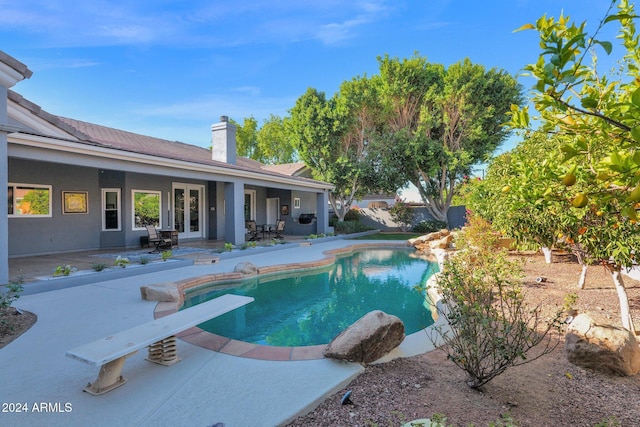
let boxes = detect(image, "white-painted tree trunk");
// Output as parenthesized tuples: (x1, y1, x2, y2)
(541, 247, 553, 264)
(577, 264, 588, 289)
(610, 269, 636, 334)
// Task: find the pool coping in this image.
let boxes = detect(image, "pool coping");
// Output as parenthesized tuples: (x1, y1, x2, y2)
(154, 242, 436, 361)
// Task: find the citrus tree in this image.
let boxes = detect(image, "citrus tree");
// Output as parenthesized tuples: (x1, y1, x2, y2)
(508, 0, 640, 332)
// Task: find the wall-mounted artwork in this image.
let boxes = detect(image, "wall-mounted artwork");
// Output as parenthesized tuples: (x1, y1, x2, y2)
(281, 204, 289, 216)
(63, 191, 88, 214)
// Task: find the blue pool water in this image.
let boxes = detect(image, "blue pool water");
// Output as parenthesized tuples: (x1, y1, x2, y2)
(182, 248, 438, 347)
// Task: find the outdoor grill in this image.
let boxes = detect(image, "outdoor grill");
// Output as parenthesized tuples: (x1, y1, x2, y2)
(298, 213, 315, 224)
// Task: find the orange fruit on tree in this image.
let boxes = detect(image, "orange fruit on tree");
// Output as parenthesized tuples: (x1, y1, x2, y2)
(563, 173, 577, 186)
(572, 193, 588, 208)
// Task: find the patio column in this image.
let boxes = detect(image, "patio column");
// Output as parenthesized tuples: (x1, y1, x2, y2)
(0, 51, 32, 285)
(224, 181, 245, 245)
(316, 190, 329, 235)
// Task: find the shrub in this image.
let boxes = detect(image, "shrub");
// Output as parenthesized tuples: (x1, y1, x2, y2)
(224, 243, 234, 252)
(343, 208, 361, 221)
(53, 264, 76, 277)
(1, 278, 23, 310)
(161, 250, 172, 261)
(456, 212, 502, 250)
(389, 200, 414, 232)
(114, 256, 130, 268)
(426, 226, 564, 389)
(92, 263, 107, 271)
(333, 220, 372, 235)
(1, 278, 24, 333)
(413, 219, 448, 234)
(138, 257, 150, 265)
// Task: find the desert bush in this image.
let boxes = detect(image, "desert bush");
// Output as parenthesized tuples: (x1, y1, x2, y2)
(427, 226, 564, 389)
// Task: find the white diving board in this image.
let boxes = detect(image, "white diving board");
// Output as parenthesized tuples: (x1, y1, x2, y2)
(66, 294, 253, 395)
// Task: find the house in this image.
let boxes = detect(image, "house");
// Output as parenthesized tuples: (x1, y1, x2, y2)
(0, 51, 333, 284)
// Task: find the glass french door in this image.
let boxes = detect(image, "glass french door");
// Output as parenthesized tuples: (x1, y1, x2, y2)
(173, 184, 204, 239)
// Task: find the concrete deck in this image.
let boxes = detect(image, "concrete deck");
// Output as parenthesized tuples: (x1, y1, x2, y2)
(0, 238, 440, 427)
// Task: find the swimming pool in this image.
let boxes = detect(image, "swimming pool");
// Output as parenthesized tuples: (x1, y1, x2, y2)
(182, 248, 437, 347)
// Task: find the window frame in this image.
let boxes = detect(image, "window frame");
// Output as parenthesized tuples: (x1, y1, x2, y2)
(131, 189, 163, 231)
(8, 183, 53, 218)
(102, 188, 121, 231)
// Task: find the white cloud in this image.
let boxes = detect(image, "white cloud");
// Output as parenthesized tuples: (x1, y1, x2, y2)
(1, 0, 394, 48)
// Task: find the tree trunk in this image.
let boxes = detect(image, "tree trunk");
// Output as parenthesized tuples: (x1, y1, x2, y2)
(541, 247, 553, 264)
(607, 266, 637, 334)
(577, 264, 588, 290)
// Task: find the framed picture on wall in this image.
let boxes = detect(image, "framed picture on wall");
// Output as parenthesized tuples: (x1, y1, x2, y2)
(63, 191, 88, 214)
(293, 198, 300, 209)
(281, 205, 289, 216)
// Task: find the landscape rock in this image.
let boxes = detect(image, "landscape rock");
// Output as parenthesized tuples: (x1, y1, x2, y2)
(565, 313, 640, 376)
(140, 282, 181, 302)
(324, 310, 405, 363)
(234, 261, 258, 275)
(429, 233, 453, 250)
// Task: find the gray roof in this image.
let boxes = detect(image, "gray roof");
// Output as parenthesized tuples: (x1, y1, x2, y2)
(8, 90, 330, 188)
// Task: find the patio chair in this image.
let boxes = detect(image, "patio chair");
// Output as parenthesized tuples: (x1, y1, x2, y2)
(146, 225, 172, 253)
(245, 220, 260, 241)
(273, 220, 286, 239)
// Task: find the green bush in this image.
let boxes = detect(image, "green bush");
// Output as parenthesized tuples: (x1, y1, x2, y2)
(1, 278, 24, 333)
(426, 221, 564, 389)
(389, 201, 414, 232)
(343, 208, 361, 221)
(333, 220, 373, 234)
(92, 263, 107, 271)
(413, 219, 448, 234)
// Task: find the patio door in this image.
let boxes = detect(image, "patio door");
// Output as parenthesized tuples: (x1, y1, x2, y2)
(173, 184, 204, 239)
(266, 197, 279, 225)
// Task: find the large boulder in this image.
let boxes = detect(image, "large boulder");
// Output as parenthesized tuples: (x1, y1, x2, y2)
(234, 261, 258, 275)
(140, 282, 181, 302)
(565, 313, 640, 376)
(324, 310, 405, 363)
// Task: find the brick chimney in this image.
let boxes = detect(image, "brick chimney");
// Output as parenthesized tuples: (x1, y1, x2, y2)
(211, 115, 236, 164)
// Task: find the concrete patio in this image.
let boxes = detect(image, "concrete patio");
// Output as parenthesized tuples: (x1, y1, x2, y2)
(1, 238, 439, 427)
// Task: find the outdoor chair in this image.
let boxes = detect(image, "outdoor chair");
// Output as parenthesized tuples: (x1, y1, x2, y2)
(246, 220, 260, 241)
(274, 220, 286, 239)
(145, 225, 172, 253)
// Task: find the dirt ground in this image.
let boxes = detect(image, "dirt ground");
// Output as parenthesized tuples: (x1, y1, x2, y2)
(287, 253, 640, 427)
(0, 307, 36, 350)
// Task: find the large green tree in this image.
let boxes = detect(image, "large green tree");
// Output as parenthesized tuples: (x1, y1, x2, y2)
(508, 0, 640, 332)
(232, 115, 296, 164)
(288, 81, 379, 221)
(371, 54, 523, 222)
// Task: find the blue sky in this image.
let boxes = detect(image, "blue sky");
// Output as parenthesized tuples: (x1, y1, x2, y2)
(3, 0, 619, 154)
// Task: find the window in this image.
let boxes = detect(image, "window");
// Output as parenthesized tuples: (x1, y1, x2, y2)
(132, 190, 162, 230)
(102, 188, 121, 231)
(293, 197, 301, 209)
(8, 183, 52, 217)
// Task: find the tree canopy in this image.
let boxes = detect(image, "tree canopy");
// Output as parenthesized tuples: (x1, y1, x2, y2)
(501, 0, 640, 332)
(232, 115, 296, 164)
(370, 55, 523, 221)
